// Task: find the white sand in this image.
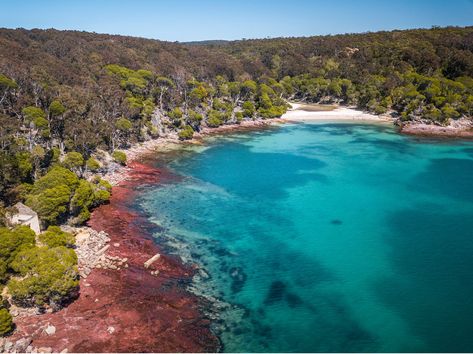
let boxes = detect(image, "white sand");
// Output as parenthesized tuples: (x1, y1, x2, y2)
(282, 103, 392, 122)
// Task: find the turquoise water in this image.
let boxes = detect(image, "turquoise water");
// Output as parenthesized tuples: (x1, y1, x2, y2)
(139, 121, 473, 352)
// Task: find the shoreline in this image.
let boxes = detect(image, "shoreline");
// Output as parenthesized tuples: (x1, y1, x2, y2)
(398, 120, 473, 138)
(10, 161, 220, 352)
(103, 118, 287, 186)
(6, 104, 472, 352)
(281, 102, 394, 122)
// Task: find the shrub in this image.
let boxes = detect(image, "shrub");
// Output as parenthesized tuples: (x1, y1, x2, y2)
(0, 226, 36, 266)
(8, 246, 79, 308)
(115, 117, 133, 132)
(0, 259, 7, 283)
(178, 125, 194, 140)
(39, 226, 75, 248)
(242, 101, 255, 117)
(29, 166, 79, 194)
(49, 100, 66, 116)
(235, 111, 244, 122)
(26, 184, 72, 225)
(112, 151, 127, 165)
(0, 308, 13, 336)
(63, 152, 84, 171)
(86, 157, 101, 172)
(70, 180, 94, 215)
(188, 110, 203, 125)
(22, 106, 45, 122)
(207, 110, 223, 127)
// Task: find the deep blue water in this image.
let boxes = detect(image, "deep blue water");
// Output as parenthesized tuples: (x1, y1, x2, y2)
(138, 121, 473, 352)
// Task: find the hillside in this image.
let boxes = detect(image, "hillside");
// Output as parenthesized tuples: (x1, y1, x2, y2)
(1, 25, 473, 208)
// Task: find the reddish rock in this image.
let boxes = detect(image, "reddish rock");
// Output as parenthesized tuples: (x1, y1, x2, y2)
(11, 160, 220, 353)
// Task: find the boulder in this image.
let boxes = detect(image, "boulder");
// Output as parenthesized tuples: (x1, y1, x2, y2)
(44, 324, 56, 335)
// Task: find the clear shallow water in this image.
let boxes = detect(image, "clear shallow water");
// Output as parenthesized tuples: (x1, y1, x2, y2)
(138, 121, 473, 352)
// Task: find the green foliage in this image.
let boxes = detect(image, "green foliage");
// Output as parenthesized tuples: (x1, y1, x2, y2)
(25, 166, 79, 225)
(106, 64, 153, 95)
(15, 152, 33, 181)
(190, 85, 209, 103)
(8, 246, 79, 307)
(0, 226, 36, 268)
(49, 100, 66, 116)
(0, 259, 7, 283)
(39, 226, 75, 248)
(241, 80, 257, 98)
(86, 157, 101, 171)
(258, 105, 287, 119)
(242, 101, 256, 118)
(112, 150, 127, 165)
(168, 107, 183, 120)
(63, 152, 84, 170)
(50, 147, 60, 164)
(70, 179, 94, 215)
(26, 184, 71, 225)
(22, 106, 46, 122)
(207, 110, 223, 127)
(115, 117, 133, 133)
(235, 111, 244, 122)
(0, 308, 13, 336)
(0, 73, 18, 90)
(188, 110, 203, 125)
(178, 125, 194, 140)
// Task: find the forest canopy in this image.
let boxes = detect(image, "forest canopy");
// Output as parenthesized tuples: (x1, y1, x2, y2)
(0, 26, 473, 217)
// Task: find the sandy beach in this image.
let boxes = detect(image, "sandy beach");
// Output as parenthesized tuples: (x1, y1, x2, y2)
(282, 102, 393, 122)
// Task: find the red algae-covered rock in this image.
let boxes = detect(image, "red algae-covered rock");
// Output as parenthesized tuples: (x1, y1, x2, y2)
(11, 160, 220, 353)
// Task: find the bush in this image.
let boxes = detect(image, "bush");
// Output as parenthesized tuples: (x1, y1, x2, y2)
(0, 259, 7, 283)
(242, 101, 255, 117)
(112, 151, 127, 165)
(0, 308, 13, 336)
(39, 226, 75, 248)
(178, 125, 194, 140)
(63, 152, 84, 171)
(258, 105, 287, 119)
(0, 226, 36, 267)
(207, 110, 223, 127)
(86, 158, 101, 172)
(8, 246, 79, 308)
(70, 180, 94, 215)
(235, 111, 244, 122)
(26, 184, 72, 225)
(29, 166, 79, 194)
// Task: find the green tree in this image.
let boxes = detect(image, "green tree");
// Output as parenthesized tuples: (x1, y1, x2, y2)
(115, 117, 133, 132)
(112, 150, 127, 165)
(178, 125, 194, 140)
(86, 157, 101, 172)
(242, 101, 256, 118)
(8, 246, 79, 308)
(0, 226, 36, 267)
(63, 152, 84, 172)
(0, 308, 13, 336)
(25, 166, 79, 225)
(49, 100, 66, 117)
(207, 110, 223, 127)
(39, 226, 75, 248)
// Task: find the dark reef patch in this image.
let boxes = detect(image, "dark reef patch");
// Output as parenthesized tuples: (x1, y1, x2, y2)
(264, 280, 287, 305)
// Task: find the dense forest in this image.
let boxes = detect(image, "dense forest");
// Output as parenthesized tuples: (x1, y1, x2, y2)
(0, 26, 473, 331)
(1, 25, 473, 217)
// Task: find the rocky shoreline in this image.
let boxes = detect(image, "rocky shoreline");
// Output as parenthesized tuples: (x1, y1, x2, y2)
(5, 161, 220, 353)
(398, 117, 473, 138)
(3, 109, 472, 353)
(0, 116, 287, 353)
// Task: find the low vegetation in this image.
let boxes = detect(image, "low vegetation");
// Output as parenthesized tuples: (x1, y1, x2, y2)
(0, 225, 79, 331)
